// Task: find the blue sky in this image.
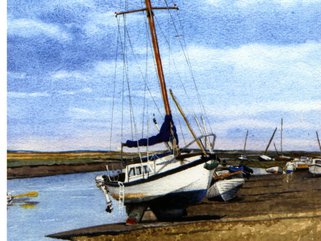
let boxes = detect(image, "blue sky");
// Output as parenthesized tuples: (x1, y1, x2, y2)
(7, 0, 321, 151)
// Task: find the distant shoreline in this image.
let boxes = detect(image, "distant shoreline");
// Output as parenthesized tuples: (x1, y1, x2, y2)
(7, 162, 120, 179)
(7, 150, 320, 179)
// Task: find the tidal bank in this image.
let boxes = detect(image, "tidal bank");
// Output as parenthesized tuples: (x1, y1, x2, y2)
(48, 172, 321, 241)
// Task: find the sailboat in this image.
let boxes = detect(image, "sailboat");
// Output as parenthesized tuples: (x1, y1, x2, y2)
(275, 118, 292, 161)
(308, 131, 321, 176)
(258, 127, 277, 161)
(95, 0, 218, 224)
(238, 130, 248, 161)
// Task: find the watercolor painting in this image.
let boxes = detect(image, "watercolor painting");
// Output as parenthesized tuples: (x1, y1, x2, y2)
(7, 0, 321, 241)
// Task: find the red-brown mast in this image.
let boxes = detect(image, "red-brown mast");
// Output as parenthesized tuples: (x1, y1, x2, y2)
(115, 1, 178, 116)
(145, 0, 171, 115)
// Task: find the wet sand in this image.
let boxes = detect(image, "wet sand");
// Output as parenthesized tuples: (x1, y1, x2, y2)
(48, 172, 321, 241)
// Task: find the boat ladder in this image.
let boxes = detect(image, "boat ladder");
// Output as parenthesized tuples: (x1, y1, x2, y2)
(118, 181, 125, 216)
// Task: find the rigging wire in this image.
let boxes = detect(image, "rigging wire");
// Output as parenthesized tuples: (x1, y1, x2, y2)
(122, 18, 136, 141)
(120, 16, 126, 147)
(120, 10, 151, 160)
(154, 15, 201, 137)
(115, 0, 213, 151)
(163, 0, 214, 134)
(109, 17, 122, 150)
(123, 22, 163, 118)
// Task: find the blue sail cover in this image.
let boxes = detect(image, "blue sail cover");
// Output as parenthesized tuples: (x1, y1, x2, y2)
(124, 114, 179, 148)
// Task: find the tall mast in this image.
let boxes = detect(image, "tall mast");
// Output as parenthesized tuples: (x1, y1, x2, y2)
(145, 0, 171, 115)
(264, 127, 277, 154)
(316, 131, 321, 153)
(115, 1, 178, 115)
(280, 118, 283, 154)
(243, 130, 248, 154)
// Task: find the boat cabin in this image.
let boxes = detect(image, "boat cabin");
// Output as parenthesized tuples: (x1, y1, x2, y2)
(126, 163, 154, 182)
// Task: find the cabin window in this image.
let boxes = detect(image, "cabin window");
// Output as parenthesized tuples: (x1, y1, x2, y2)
(136, 166, 142, 175)
(128, 165, 151, 177)
(128, 168, 135, 177)
(315, 160, 321, 164)
(143, 165, 151, 173)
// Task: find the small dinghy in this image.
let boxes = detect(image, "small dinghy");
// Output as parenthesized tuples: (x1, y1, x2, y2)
(206, 178, 245, 202)
(206, 165, 252, 201)
(7, 194, 14, 206)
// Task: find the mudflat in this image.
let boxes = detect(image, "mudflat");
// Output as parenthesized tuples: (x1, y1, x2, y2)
(48, 172, 321, 241)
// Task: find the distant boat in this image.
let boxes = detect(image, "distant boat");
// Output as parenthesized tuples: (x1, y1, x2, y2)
(275, 118, 293, 161)
(292, 156, 311, 170)
(259, 154, 274, 161)
(95, 0, 218, 224)
(238, 130, 248, 161)
(258, 127, 277, 161)
(308, 158, 321, 176)
(275, 155, 293, 162)
(266, 166, 283, 174)
(7, 191, 39, 206)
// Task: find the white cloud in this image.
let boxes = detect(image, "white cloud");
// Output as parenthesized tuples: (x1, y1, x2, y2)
(50, 70, 87, 81)
(215, 135, 318, 151)
(8, 18, 71, 42)
(207, 100, 321, 117)
(8, 91, 50, 98)
(183, 41, 321, 73)
(68, 107, 108, 120)
(206, 0, 321, 8)
(69, 107, 94, 115)
(211, 117, 318, 135)
(7, 72, 26, 79)
(7, 133, 113, 151)
(83, 8, 148, 37)
(83, 11, 119, 36)
(212, 118, 275, 131)
(58, 88, 93, 95)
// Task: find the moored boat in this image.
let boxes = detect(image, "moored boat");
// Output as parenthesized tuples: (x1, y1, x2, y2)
(206, 178, 245, 202)
(292, 156, 311, 170)
(206, 165, 252, 202)
(308, 158, 321, 176)
(259, 154, 274, 161)
(266, 166, 283, 174)
(7, 194, 14, 206)
(95, 0, 219, 224)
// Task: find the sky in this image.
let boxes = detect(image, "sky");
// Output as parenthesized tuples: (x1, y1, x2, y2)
(7, 0, 321, 152)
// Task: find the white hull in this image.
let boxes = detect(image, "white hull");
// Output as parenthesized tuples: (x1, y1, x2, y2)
(96, 152, 215, 206)
(309, 165, 321, 175)
(107, 158, 211, 204)
(308, 158, 321, 176)
(206, 178, 245, 202)
(95, 135, 218, 222)
(259, 155, 273, 161)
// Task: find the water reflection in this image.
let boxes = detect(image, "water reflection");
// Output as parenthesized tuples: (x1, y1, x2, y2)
(8, 171, 126, 241)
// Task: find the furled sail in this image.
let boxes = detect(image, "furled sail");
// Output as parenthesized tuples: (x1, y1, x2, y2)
(123, 114, 179, 148)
